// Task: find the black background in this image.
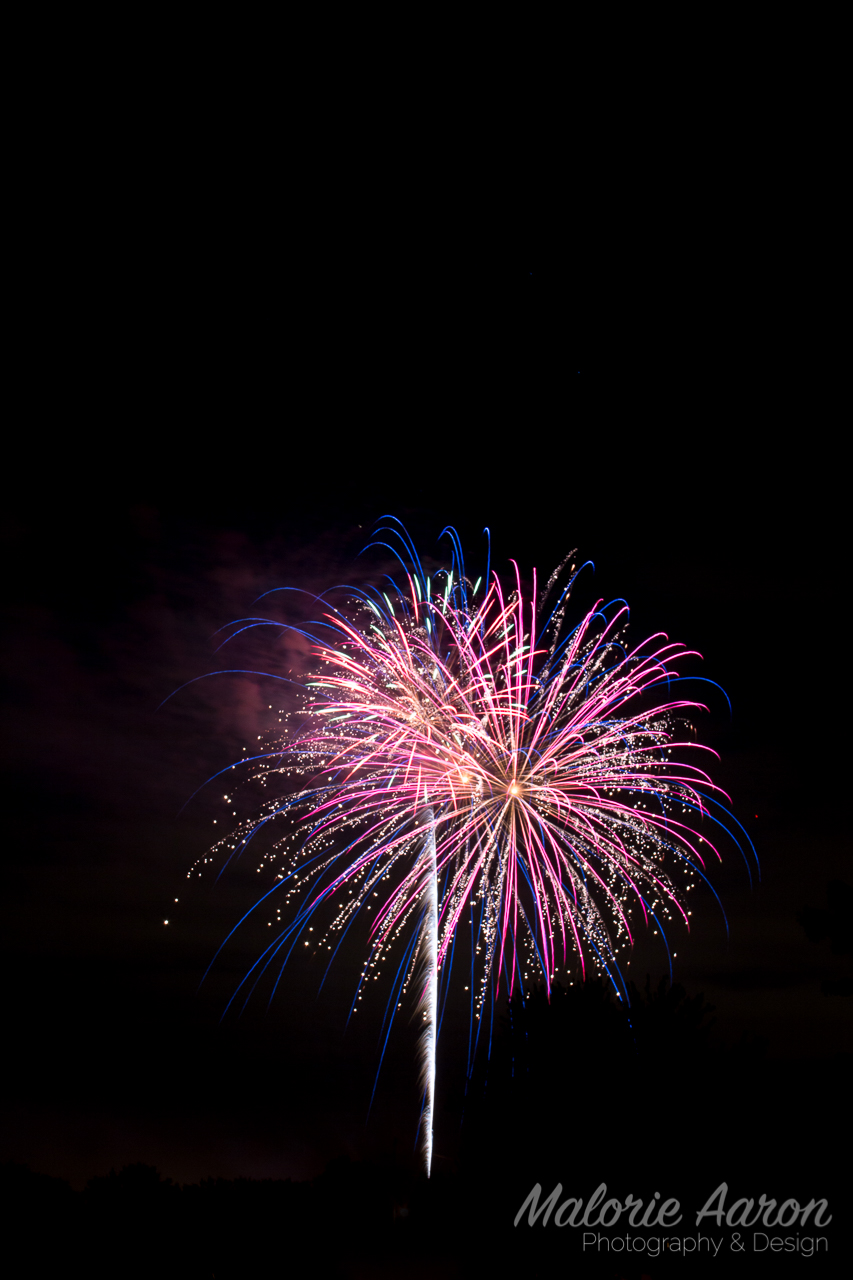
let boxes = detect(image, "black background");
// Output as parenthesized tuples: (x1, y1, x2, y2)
(3, 182, 848, 1279)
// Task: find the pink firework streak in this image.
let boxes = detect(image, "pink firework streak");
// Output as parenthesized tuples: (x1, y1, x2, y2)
(178, 520, 757, 1175)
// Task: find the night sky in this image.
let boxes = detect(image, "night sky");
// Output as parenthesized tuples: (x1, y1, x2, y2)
(3, 269, 847, 1231)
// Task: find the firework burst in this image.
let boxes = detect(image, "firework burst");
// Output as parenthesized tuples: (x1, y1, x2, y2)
(177, 519, 756, 1174)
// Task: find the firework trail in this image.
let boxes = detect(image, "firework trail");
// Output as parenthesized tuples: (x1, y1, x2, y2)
(417, 801, 438, 1176)
(175, 519, 756, 1175)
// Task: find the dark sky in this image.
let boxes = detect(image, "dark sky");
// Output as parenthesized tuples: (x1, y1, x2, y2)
(2, 270, 847, 1192)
